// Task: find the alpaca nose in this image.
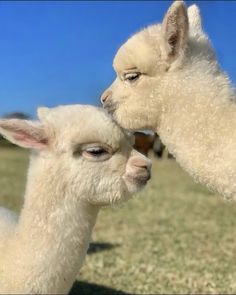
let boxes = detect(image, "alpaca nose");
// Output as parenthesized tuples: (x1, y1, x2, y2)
(124, 153, 152, 186)
(130, 156, 152, 173)
(101, 90, 112, 104)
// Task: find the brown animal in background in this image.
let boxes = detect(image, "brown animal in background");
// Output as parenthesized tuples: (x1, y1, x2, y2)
(134, 132, 171, 158)
(134, 132, 155, 156)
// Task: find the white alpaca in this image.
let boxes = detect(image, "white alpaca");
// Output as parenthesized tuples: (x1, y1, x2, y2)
(0, 105, 151, 294)
(101, 1, 236, 200)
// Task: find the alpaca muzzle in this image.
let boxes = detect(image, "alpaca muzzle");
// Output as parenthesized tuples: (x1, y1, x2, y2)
(101, 89, 112, 103)
(102, 100, 118, 116)
(124, 154, 152, 186)
(101, 90, 118, 115)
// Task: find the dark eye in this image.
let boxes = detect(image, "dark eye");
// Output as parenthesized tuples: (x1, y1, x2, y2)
(81, 146, 111, 161)
(85, 147, 107, 156)
(124, 72, 141, 83)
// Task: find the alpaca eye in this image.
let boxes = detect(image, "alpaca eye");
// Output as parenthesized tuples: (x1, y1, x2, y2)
(86, 147, 107, 156)
(124, 72, 141, 83)
(82, 146, 111, 161)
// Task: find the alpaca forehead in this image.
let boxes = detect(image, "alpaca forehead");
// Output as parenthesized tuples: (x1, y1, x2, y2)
(70, 128, 125, 150)
(113, 26, 162, 73)
(69, 123, 126, 149)
(46, 105, 125, 148)
(45, 105, 116, 130)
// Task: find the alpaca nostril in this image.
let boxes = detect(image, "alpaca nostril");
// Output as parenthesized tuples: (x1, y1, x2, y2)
(135, 162, 148, 170)
(131, 157, 152, 172)
(101, 90, 112, 104)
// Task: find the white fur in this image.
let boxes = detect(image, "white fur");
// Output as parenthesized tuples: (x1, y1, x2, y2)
(102, 1, 236, 200)
(0, 105, 151, 294)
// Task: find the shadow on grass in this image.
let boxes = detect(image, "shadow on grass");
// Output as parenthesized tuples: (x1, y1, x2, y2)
(87, 242, 119, 255)
(69, 281, 132, 295)
(69, 243, 129, 294)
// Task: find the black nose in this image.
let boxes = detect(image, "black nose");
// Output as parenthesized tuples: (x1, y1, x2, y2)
(101, 90, 112, 103)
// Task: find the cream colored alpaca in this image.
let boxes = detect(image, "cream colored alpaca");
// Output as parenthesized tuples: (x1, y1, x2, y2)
(101, 1, 236, 200)
(0, 105, 151, 294)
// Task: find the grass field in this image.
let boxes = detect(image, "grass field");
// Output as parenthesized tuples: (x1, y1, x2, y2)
(1, 147, 236, 294)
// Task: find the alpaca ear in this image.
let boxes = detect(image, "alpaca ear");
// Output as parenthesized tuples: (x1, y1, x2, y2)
(0, 119, 48, 150)
(162, 1, 189, 59)
(37, 106, 50, 121)
(187, 4, 202, 35)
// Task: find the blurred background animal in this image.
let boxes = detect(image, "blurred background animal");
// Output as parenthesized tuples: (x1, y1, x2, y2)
(133, 131, 173, 159)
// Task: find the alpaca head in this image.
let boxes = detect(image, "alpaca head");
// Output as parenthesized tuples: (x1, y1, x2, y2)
(101, 1, 216, 131)
(0, 105, 151, 206)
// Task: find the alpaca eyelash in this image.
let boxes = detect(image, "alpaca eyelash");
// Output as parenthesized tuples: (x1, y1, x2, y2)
(77, 143, 113, 161)
(85, 147, 108, 157)
(123, 72, 141, 82)
(73, 142, 113, 157)
(82, 147, 111, 162)
(73, 147, 108, 157)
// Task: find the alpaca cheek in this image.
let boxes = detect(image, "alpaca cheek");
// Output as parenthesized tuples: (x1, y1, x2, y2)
(114, 107, 133, 130)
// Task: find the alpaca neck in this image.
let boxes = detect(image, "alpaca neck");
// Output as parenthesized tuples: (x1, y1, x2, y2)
(158, 62, 236, 198)
(3, 156, 99, 294)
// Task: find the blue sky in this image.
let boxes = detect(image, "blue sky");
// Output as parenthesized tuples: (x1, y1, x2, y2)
(0, 1, 235, 118)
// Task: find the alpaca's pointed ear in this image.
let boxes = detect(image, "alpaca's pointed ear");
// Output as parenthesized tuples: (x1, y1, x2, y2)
(37, 106, 50, 121)
(0, 119, 48, 150)
(187, 4, 202, 35)
(162, 1, 189, 59)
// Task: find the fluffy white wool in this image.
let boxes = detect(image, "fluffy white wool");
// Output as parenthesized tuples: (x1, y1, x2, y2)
(0, 105, 151, 294)
(102, 1, 236, 200)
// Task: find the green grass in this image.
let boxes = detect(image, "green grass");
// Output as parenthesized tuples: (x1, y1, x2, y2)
(0, 147, 29, 212)
(1, 147, 236, 294)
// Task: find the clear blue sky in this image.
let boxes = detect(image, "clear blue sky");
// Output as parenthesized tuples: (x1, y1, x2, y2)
(0, 1, 235, 118)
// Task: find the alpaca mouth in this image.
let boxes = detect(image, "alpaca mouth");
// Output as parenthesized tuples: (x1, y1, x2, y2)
(125, 172, 151, 187)
(103, 100, 118, 115)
